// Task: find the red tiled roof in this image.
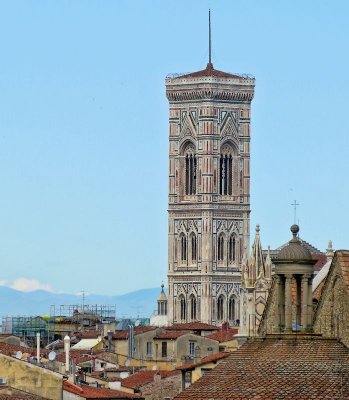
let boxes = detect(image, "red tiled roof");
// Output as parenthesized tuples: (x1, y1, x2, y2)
(63, 381, 143, 399)
(313, 253, 327, 271)
(110, 327, 156, 340)
(166, 323, 218, 331)
(0, 386, 48, 399)
(177, 351, 231, 371)
(207, 328, 238, 343)
(80, 331, 102, 339)
(174, 336, 349, 399)
(176, 64, 242, 79)
(0, 343, 33, 357)
(56, 350, 93, 363)
(121, 370, 179, 390)
(154, 331, 188, 340)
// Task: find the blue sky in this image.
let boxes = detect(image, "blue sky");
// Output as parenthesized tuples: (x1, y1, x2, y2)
(0, 0, 348, 296)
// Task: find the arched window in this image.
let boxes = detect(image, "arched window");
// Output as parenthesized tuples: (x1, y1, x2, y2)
(217, 295, 225, 321)
(180, 234, 187, 263)
(190, 295, 197, 321)
(180, 296, 186, 321)
(229, 234, 237, 263)
(220, 145, 233, 195)
(190, 233, 197, 263)
(228, 297, 235, 321)
(218, 234, 225, 263)
(184, 144, 197, 195)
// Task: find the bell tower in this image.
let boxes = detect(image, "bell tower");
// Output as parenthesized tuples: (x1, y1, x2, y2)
(166, 26, 255, 324)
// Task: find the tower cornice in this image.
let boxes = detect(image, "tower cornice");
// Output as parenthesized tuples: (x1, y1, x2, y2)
(166, 69, 255, 103)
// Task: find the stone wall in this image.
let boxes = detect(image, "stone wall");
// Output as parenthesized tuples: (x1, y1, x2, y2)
(0, 354, 62, 400)
(313, 253, 349, 348)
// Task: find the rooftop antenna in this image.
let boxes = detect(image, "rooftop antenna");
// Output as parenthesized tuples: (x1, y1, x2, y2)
(208, 9, 212, 67)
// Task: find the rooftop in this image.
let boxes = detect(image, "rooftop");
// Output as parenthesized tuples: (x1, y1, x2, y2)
(0, 386, 48, 399)
(154, 330, 188, 340)
(207, 328, 238, 343)
(175, 336, 349, 399)
(166, 322, 218, 332)
(109, 326, 157, 340)
(63, 381, 143, 399)
(167, 63, 254, 81)
(177, 351, 231, 371)
(121, 370, 179, 390)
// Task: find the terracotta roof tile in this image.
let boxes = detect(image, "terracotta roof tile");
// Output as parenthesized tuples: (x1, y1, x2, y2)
(166, 323, 218, 331)
(80, 331, 102, 339)
(175, 64, 243, 79)
(177, 351, 231, 371)
(56, 350, 94, 363)
(110, 327, 156, 340)
(174, 336, 349, 399)
(0, 343, 33, 357)
(121, 370, 179, 390)
(63, 381, 143, 399)
(154, 331, 188, 340)
(207, 328, 238, 343)
(0, 387, 47, 399)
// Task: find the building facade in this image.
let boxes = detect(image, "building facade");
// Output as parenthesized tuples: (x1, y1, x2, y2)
(166, 62, 255, 325)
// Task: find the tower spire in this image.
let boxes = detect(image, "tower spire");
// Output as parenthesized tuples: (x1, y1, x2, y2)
(208, 9, 213, 68)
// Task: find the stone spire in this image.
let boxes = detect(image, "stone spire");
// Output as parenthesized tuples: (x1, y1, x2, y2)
(265, 246, 273, 280)
(157, 283, 167, 316)
(326, 240, 334, 261)
(249, 225, 265, 282)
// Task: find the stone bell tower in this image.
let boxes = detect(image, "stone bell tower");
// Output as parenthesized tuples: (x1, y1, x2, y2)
(166, 20, 255, 325)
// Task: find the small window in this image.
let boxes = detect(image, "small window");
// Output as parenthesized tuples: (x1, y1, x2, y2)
(146, 342, 152, 357)
(185, 371, 192, 389)
(161, 342, 167, 358)
(189, 341, 195, 356)
(201, 368, 211, 375)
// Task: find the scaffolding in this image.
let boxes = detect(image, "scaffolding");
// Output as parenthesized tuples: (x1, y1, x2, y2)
(2, 304, 116, 346)
(2, 315, 55, 346)
(50, 304, 116, 324)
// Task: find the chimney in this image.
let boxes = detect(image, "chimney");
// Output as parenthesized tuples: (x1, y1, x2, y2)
(36, 333, 40, 364)
(64, 335, 71, 373)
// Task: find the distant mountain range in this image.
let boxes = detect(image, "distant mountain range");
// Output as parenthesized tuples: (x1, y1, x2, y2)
(0, 286, 161, 319)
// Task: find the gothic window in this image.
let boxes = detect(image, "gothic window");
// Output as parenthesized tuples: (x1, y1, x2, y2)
(190, 295, 197, 321)
(218, 234, 225, 263)
(184, 144, 197, 195)
(190, 233, 197, 263)
(217, 295, 225, 321)
(180, 296, 186, 321)
(228, 297, 235, 321)
(180, 233, 187, 263)
(229, 234, 237, 263)
(220, 145, 234, 195)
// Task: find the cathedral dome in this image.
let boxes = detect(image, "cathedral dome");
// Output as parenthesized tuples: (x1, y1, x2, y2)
(277, 225, 312, 261)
